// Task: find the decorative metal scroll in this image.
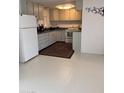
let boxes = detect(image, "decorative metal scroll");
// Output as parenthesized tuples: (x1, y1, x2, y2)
(85, 7, 104, 16)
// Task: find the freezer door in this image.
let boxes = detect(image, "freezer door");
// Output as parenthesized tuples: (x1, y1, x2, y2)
(19, 15, 37, 29)
(19, 28, 38, 63)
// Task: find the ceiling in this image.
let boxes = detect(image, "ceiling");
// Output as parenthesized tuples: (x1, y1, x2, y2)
(31, 0, 76, 7)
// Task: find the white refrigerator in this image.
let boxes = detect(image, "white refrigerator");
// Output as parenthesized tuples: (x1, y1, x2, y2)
(19, 15, 38, 63)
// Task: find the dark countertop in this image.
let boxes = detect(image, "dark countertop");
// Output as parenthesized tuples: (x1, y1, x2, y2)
(37, 28, 81, 34)
(37, 28, 67, 34)
(72, 30, 81, 32)
(65, 29, 81, 32)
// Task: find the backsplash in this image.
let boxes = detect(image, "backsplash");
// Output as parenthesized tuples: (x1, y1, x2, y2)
(50, 20, 82, 28)
(57, 24, 81, 28)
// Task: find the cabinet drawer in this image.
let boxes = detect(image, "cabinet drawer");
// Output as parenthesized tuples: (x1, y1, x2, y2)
(38, 38, 48, 44)
(38, 33, 49, 40)
(38, 33, 48, 37)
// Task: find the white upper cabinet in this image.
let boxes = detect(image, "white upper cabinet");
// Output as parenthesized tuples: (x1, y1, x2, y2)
(20, 0, 33, 15)
(43, 8, 50, 27)
(33, 3, 39, 19)
(39, 5, 44, 20)
(76, 0, 83, 10)
(75, 9, 82, 20)
(50, 9, 59, 21)
(27, 0, 34, 15)
(20, 0, 50, 26)
(59, 9, 70, 21)
(50, 8, 82, 21)
(69, 8, 76, 20)
(20, 0, 28, 14)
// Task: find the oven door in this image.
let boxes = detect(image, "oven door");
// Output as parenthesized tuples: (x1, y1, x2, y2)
(66, 31, 72, 38)
(65, 31, 73, 43)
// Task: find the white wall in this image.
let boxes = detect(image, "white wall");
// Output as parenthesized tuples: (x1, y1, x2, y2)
(81, 0, 104, 54)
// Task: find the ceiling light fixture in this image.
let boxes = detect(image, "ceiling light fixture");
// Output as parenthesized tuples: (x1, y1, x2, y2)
(56, 3, 75, 9)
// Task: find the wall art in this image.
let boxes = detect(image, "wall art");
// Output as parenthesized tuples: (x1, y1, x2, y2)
(85, 7, 104, 16)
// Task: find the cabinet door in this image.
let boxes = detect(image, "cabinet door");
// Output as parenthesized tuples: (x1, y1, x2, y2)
(64, 9, 70, 20)
(49, 9, 54, 20)
(56, 31, 65, 41)
(49, 32, 55, 44)
(53, 31, 57, 42)
(59, 9, 70, 20)
(48, 32, 53, 45)
(69, 8, 76, 20)
(33, 3, 39, 19)
(27, 0, 33, 15)
(20, 0, 28, 14)
(75, 10, 82, 20)
(43, 8, 50, 27)
(53, 9, 59, 20)
(56, 31, 61, 41)
(76, 0, 83, 10)
(50, 9, 60, 21)
(73, 32, 81, 52)
(39, 5, 44, 20)
(59, 10, 65, 20)
(38, 33, 49, 50)
(61, 31, 65, 41)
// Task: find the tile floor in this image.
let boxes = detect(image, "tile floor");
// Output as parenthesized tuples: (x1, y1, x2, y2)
(19, 53, 104, 93)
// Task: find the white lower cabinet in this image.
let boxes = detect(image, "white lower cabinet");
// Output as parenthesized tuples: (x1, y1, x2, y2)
(61, 31, 66, 41)
(56, 31, 61, 41)
(38, 33, 49, 50)
(56, 30, 65, 41)
(38, 30, 65, 51)
(48, 32, 55, 45)
(73, 32, 81, 52)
